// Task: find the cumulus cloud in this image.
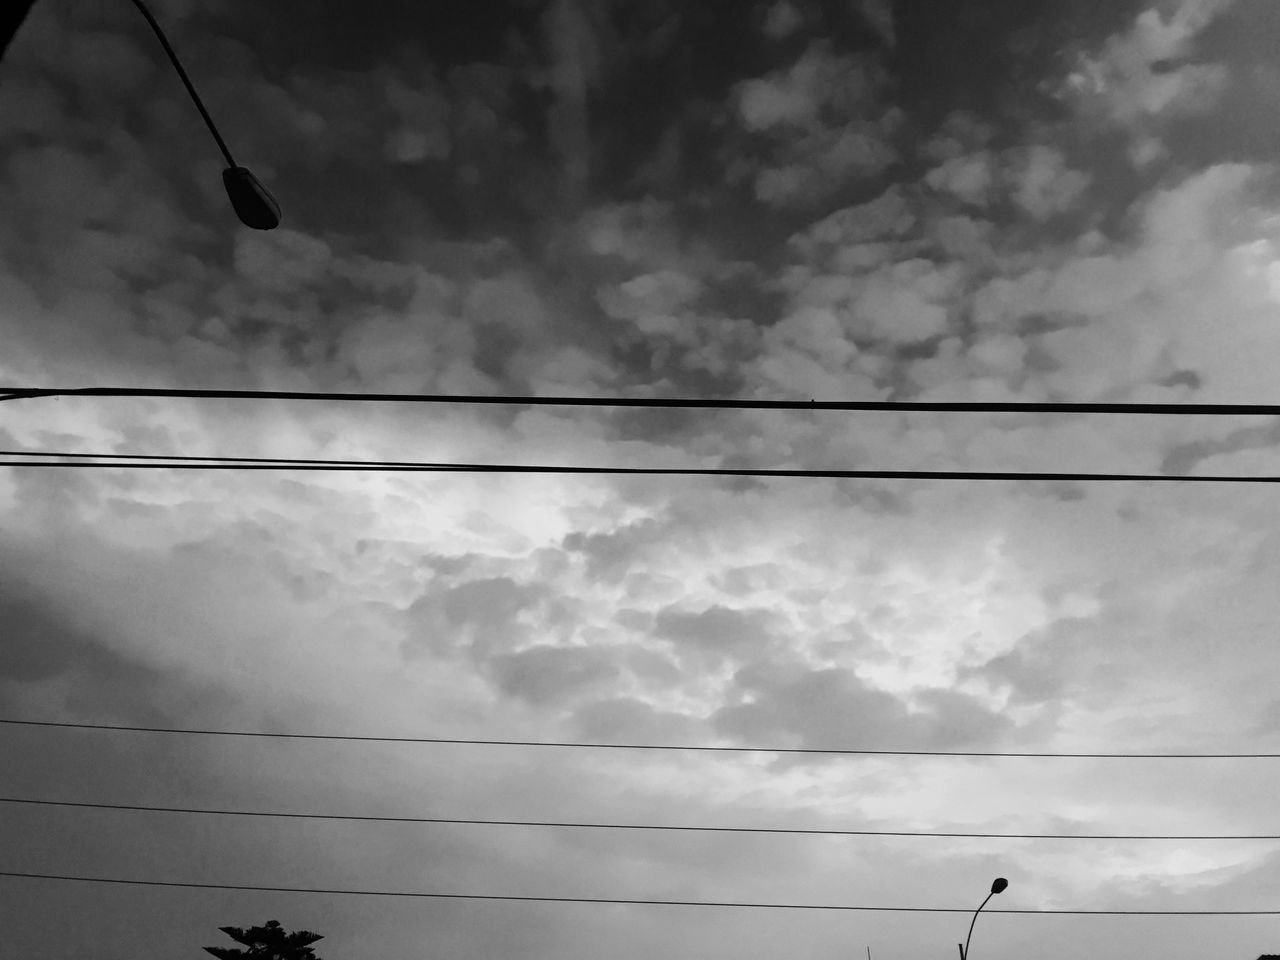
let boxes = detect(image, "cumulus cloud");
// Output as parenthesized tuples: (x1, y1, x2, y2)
(1058, 0, 1236, 164)
(852, 0, 895, 49)
(782, 183, 918, 278)
(854, 258, 961, 344)
(598, 269, 704, 324)
(7, 3, 1280, 959)
(379, 65, 452, 163)
(761, 1, 805, 41)
(408, 575, 546, 659)
(712, 661, 1010, 751)
(654, 604, 777, 661)
(1008, 145, 1092, 222)
(730, 42, 899, 207)
(925, 150, 996, 207)
(488, 643, 621, 705)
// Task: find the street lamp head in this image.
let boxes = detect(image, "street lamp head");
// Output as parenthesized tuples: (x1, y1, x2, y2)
(990, 878, 1008, 895)
(126, 0, 285, 230)
(222, 166, 281, 230)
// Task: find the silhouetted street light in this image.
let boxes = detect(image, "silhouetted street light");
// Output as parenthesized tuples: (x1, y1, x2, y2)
(2, 0, 280, 229)
(127, 0, 280, 229)
(959, 877, 1008, 960)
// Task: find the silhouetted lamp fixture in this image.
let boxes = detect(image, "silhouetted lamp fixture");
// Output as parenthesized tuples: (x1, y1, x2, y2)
(128, 0, 280, 229)
(959, 878, 1008, 960)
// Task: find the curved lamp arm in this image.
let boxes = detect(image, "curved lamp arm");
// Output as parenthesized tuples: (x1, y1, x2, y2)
(126, 0, 235, 167)
(127, 0, 280, 228)
(961, 878, 1007, 960)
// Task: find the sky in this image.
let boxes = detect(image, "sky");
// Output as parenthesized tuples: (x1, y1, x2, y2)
(2, 0, 1280, 957)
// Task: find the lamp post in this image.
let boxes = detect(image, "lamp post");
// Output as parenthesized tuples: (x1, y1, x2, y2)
(959, 877, 1007, 960)
(127, 0, 280, 229)
(2, 0, 280, 229)
(0, 1, 38, 61)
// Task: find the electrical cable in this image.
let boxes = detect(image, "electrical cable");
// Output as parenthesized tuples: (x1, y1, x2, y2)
(2, 796, 1275, 841)
(3, 385, 1280, 416)
(3, 718, 1276, 759)
(2, 870, 1277, 914)
(0, 449, 398, 466)
(0, 450, 1274, 483)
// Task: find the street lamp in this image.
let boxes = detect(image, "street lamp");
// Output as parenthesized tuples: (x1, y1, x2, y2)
(959, 877, 1008, 960)
(127, 0, 281, 229)
(2, 0, 281, 229)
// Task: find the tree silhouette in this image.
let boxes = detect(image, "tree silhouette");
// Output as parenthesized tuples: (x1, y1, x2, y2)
(203, 920, 324, 960)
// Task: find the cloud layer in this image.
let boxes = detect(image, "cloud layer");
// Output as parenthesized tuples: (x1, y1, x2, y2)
(3, 2, 1280, 959)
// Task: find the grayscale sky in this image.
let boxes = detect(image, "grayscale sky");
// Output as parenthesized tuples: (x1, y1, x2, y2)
(3, 1, 1280, 958)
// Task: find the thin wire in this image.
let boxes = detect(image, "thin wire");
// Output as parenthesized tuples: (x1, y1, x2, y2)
(3, 385, 1280, 415)
(2, 871, 1277, 914)
(4, 718, 1276, 759)
(0, 449, 441, 467)
(0, 451, 1274, 483)
(3, 796, 1275, 841)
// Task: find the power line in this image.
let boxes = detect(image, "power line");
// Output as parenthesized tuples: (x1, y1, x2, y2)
(4, 718, 1277, 759)
(0, 449, 413, 466)
(0, 450, 1275, 483)
(4, 796, 1276, 841)
(3, 385, 1280, 417)
(2, 870, 1277, 914)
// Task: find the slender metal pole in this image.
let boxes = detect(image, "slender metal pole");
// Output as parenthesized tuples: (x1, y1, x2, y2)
(125, 0, 237, 167)
(962, 891, 994, 960)
(0, 0, 39, 62)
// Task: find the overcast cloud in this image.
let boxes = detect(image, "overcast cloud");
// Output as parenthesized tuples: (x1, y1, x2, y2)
(3, 1, 1280, 958)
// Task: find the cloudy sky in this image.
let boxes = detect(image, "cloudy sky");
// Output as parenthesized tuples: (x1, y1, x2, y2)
(3, 0, 1280, 957)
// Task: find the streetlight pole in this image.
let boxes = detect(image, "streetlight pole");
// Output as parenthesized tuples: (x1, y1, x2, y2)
(959, 877, 1008, 960)
(2, 0, 280, 229)
(127, 0, 281, 229)
(0, 1, 38, 62)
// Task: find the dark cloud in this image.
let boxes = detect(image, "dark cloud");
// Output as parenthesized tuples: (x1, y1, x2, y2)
(654, 604, 776, 661)
(712, 660, 1012, 750)
(406, 576, 546, 659)
(891, 0, 1144, 127)
(1161, 417, 1280, 475)
(562, 518, 665, 581)
(440, 576, 540, 627)
(969, 638, 1070, 707)
(570, 695, 701, 743)
(487, 643, 620, 706)
(0, 555, 171, 721)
